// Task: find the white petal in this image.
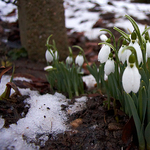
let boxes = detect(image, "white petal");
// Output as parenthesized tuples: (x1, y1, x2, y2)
(45, 49, 53, 62)
(104, 59, 115, 76)
(132, 65, 141, 93)
(75, 55, 84, 66)
(55, 51, 59, 60)
(104, 74, 108, 81)
(122, 65, 134, 93)
(98, 45, 110, 63)
(44, 66, 53, 71)
(118, 46, 131, 63)
(129, 42, 143, 64)
(146, 41, 150, 58)
(100, 34, 108, 41)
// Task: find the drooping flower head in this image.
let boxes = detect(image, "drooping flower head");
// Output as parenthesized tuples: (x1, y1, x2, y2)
(45, 49, 53, 63)
(45, 49, 58, 63)
(122, 54, 141, 93)
(100, 34, 108, 42)
(75, 53, 84, 67)
(118, 40, 131, 64)
(66, 56, 73, 65)
(98, 44, 111, 63)
(129, 41, 143, 65)
(129, 31, 143, 64)
(104, 53, 115, 76)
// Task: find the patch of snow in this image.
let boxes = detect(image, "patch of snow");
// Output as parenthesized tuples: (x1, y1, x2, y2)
(0, 117, 4, 129)
(67, 96, 87, 115)
(0, 1, 17, 22)
(0, 75, 90, 149)
(82, 74, 96, 89)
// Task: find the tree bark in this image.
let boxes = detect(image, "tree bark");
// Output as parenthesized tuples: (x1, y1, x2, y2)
(17, 0, 68, 62)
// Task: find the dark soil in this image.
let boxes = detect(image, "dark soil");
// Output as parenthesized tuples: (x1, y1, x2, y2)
(41, 94, 138, 150)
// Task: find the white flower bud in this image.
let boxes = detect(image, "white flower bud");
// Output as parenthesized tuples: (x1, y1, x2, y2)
(98, 45, 110, 63)
(45, 49, 53, 62)
(66, 56, 73, 64)
(104, 59, 115, 76)
(100, 34, 108, 41)
(75, 55, 84, 66)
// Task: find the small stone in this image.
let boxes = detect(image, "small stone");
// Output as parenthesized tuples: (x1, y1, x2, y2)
(108, 122, 123, 131)
(70, 118, 83, 128)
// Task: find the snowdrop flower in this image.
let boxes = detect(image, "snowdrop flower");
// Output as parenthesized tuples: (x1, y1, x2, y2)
(129, 41, 143, 65)
(122, 54, 141, 93)
(66, 56, 73, 64)
(146, 41, 150, 58)
(98, 45, 110, 63)
(100, 34, 108, 42)
(54, 51, 59, 60)
(45, 49, 59, 63)
(75, 55, 84, 66)
(104, 58, 115, 76)
(44, 66, 54, 71)
(118, 46, 131, 64)
(45, 49, 53, 62)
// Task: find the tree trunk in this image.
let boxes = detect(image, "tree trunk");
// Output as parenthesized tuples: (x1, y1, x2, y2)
(17, 0, 68, 62)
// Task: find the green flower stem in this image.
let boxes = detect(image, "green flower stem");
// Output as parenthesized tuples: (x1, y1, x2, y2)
(100, 29, 116, 49)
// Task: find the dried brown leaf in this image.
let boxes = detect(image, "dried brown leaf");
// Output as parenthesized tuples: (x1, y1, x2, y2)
(0, 66, 12, 81)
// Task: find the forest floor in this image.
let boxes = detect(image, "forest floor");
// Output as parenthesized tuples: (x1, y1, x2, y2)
(1, 10, 150, 149)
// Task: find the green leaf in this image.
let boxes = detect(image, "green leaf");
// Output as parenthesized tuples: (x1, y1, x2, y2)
(139, 68, 149, 88)
(142, 27, 150, 36)
(145, 122, 150, 150)
(138, 86, 145, 122)
(125, 15, 143, 49)
(131, 93, 138, 110)
(113, 26, 130, 41)
(147, 80, 150, 124)
(125, 93, 145, 149)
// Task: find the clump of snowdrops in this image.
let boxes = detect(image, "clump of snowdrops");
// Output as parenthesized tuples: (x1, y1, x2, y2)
(44, 36, 84, 99)
(90, 15, 150, 150)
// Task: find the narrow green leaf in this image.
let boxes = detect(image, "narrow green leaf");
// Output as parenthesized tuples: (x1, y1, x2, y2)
(139, 68, 148, 88)
(125, 15, 143, 49)
(125, 93, 145, 149)
(113, 26, 130, 41)
(142, 27, 150, 36)
(147, 80, 150, 124)
(145, 122, 150, 150)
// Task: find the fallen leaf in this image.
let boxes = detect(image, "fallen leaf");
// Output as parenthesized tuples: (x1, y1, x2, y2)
(0, 66, 12, 81)
(122, 117, 135, 143)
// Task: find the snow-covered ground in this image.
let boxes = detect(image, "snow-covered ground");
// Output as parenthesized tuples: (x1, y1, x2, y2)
(0, 0, 150, 149)
(0, 75, 95, 150)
